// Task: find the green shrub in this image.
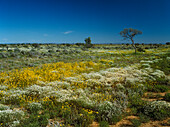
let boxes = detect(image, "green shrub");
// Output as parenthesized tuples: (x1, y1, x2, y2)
(97, 101, 123, 124)
(147, 85, 169, 93)
(0, 104, 10, 110)
(128, 94, 145, 110)
(155, 78, 169, 86)
(111, 116, 122, 124)
(144, 101, 170, 120)
(75, 112, 95, 127)
(155, 94, 163, 99)
(0, 109, 24, 126)
(164, 93, 170, 102)
(19, 113, 49, 127)
(137, 47, 145, 52)
(27, 102, 42, 114)
(151, 56, 170, 75)
(154, 85, 169, 92)
(130, 107, 137, 115)
(130, 119, 141, 127)
(99, 121, 109, 127)
(138, 113, 150, 123)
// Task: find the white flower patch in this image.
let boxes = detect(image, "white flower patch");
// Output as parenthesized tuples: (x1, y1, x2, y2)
(150, 69, 166, 78)
(100, 71, 115, 78)
(48, 81, 70, 89)
(90, 72, 103, 79)
(28, 102, 42, 112)
(11, 120, 20, 127)
(0, 109, 24, 126)
(36, 80, 46, 86)
(50, 89, 73, 102)
(25, 85, 54, 98)
(142, 67, 154, 73)
(73, 88, 95, 106)
(0, 85, 8, 90)
(86, 79, 100, 86)
(140, 60, 154, 64)
(106, 67, 121, 72)
(64, 77, 79, 82)
(0, 104, 10, 110)
(152, 59, 162, 63)
(3, 89, 26, 102)
(144, 101, 170, 116)
(167, 57, 170, 60)
(116, 83, 125, 91)
(141, 63, 150, 68)
(98, 100, 126, 121)
(125, 77, 140, 85)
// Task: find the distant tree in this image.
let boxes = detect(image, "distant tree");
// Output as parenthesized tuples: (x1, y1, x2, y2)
(126, 43, 130, 46)
(120, 28, 142, 53)
(32, 43, 40, 48)
(166, 42, 170, 45)
(135, 43, 140, 46)
(84, 37, 92, 48)
(75, 43, 84, 46)
(148, 43, 152, 46)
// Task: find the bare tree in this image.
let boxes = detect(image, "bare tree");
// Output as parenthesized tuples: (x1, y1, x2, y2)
(120, 28, 142, 53)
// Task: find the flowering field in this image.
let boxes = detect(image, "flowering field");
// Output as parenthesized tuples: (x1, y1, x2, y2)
(0, 44, 170, 127)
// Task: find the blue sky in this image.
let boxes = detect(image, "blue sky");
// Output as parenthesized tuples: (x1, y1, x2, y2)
(0, 0, 169, 44)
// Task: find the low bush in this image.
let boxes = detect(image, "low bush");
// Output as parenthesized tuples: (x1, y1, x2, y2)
(130, 107, 138, 115)
(99, 121, 109, 127)
(138, 113, 150, 123)
(0, 53, 7, 58)
(130, 119, 141, 127)
(144, 101, 170, 120)
(164, 93, 170, 102)
(151, 56, 170, 75)
(147, 85, 169, 92)
(27, 102, 42, 114)
(128, 94, 146, 110)
(19, 112, 49, 127)
(97, 101, 123, 124)
(0, 109, 24, 126)
(155, 85, 169, 92)
(137, 47, 145, 52)
(0, 104, 10, 110)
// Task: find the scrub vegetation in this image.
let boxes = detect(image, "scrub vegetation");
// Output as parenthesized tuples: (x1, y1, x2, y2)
(0, 43, 169, 127)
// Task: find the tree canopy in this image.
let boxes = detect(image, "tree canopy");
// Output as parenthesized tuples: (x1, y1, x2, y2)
(120, 28, 142, 53)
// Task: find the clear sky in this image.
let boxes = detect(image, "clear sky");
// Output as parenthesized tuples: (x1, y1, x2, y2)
(0, 0, 169, 44)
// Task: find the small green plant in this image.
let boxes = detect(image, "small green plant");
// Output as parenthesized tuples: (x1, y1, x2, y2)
(99, 121, 109, 127)
(130, 107, 137, 115)
(19, 112, 49, 127)
(164, 93, 170, 102)
(138, 113, 150, 123)
(97, 101, 123, 124)
(27, 102, 42, 114)
(0, 109, 24, 126)
(0, 104, 10, 110)
(151, 56, 170, 75)
(147, 85, 169, 93)
(144, 101, 170, 120)
(155, 94, 163, 99)
(137, 47, 145, 52)
(154, 85, 169, 92)
(128, 94, 145, 109)
(130, 119, 141, 127)
(111, 116, 122, 124)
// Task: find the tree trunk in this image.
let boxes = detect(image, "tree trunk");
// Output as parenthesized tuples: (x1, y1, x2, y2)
(131, 38, 136, 54)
